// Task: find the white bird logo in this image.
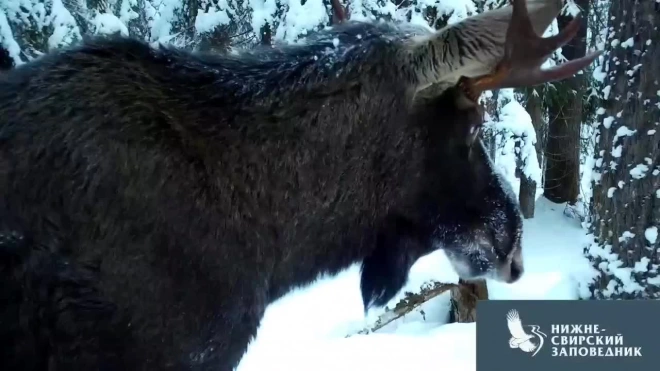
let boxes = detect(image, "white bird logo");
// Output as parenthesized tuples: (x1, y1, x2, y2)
(506, 309, 546, 357)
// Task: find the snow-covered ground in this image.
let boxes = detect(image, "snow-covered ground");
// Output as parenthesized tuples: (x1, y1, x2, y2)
(236, 197, 597, 370)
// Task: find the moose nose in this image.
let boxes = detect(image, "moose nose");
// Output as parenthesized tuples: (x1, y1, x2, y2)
(508, 262, 524, 283)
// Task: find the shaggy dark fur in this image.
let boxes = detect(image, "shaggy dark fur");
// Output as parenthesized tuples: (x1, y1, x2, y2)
(0, 22, 522, 371)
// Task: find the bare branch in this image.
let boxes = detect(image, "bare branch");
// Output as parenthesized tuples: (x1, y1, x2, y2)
(346, 281, 456, 337)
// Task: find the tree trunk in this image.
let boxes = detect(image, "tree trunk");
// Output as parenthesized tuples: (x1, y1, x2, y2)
(0, 46, 13, 70)
(518, 89, 546, 218)
(544, 0, 590, 205)
(261, 23, 272, 46)
(526, 89, 546, 184)
(449, 279, 489, 323)
(588, 0, 660, 299)
(518, 172, 537, 218)
(516, 138, 537, 218)
(484, 90, 500, 160)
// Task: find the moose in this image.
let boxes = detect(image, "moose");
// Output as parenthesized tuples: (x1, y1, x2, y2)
(0, 0, 598, 370)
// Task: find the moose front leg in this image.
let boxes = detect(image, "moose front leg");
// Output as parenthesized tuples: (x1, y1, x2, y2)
(360, 214, 430, 312)
(459, 0, 602, 101)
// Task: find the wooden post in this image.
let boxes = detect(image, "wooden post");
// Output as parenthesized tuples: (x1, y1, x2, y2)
(449, 279, 489, 323)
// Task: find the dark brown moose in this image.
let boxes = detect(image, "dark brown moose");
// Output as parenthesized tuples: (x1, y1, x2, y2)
(0, 0, 599, 370)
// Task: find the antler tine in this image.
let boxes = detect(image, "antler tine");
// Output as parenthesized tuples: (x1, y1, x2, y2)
(331, 0, 349, 24)
(459, 0, 602, 101)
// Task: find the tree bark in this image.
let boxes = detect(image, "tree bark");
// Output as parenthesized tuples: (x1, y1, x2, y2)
(517, 88, 547, 219)
(544, 0, 590, 205)
(518, 172, 537, 218)
(588, 0, 660, 299)
(0, 47, 13, 70)
(517, 138, 538, 219)
(526, 89, 546, 184)
(484, 90, 500, 160)
(260, 23, 272, 46)
(449, 279, 489, 323)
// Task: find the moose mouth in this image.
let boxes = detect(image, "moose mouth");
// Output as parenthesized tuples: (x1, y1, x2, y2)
(442, 245, 523, 284)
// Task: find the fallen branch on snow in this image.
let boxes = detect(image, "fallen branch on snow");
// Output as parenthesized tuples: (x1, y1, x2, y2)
(346, 278, 490, 337)
(346, 281, 457, 337)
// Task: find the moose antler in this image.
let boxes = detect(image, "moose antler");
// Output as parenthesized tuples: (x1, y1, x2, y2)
(331, 0, 349, 24)
(458, 0, 601, 101)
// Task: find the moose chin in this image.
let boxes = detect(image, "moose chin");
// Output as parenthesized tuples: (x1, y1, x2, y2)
(0, 0, 599, 370)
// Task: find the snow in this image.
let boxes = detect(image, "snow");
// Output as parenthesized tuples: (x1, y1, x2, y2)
(633, 257, 650, 273)
(607, 187, 616, 198)
(627, 63, 642, 76)
(645, 227, 658, 245)
(613, 125, 636, 143)
(629, 163, 649, 179)
(586, 237, 646, 297)
(237, 199, 596, 370)
(119, 0, 140, 27)
(148, 0, 182, 43)
(648, 276, 660, 285)
(0, 7, 22, 65)
(562, 0, 582, 17)
(249, 0, 278, 42)
(485, 89, 542, 192)
(620, 37, 634, 48)
(195, 8, 231, 34)
(603, 115, 615, 129)
(48, 0, 81, 49)
(606, 262, 644, 295)
(593, 66, 607, 82)
(239, 323, 476, 371)
(495, 98, 542, 184)
(91, 12, 129, 37)
(578, 124, 598, 217)
(273, 0, 329, 43)
(618, 231, 635, 243)
(433, 0, 477, 25)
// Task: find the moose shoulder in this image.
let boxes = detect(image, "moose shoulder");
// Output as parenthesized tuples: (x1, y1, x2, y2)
(0, 0, 599, 370)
